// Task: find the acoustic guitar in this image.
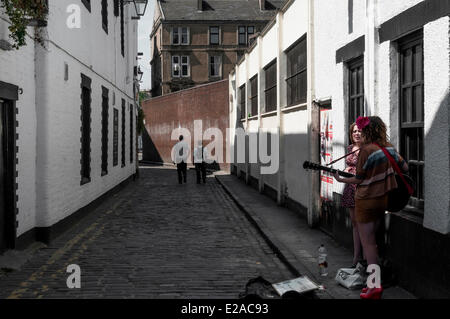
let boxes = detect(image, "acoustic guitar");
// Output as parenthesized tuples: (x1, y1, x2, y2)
(302, 161, 415, 212)
(302, 161, 355, 178)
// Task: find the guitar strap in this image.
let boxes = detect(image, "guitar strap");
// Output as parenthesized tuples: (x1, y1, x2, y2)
(374, 143, 414, 195)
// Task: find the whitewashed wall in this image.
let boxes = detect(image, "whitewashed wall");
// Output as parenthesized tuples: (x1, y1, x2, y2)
(230, 0, 310, 210)
(0, 15, 37, 235)
(421, 17, 450, 234)
(1, 0, 138, 237)
(314, 0, 450, 234)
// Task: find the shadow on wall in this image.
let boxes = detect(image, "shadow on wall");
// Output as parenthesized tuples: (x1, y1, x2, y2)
(141, 128, 163, 163)
(386, 91, 450, 298)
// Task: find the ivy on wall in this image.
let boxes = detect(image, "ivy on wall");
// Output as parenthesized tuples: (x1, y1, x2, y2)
(0, 0, 48, 49)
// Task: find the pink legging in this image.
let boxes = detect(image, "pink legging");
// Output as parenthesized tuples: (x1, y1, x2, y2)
(357, 219, 381, 266)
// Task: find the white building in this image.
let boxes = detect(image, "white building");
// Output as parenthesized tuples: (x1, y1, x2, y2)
(229, 0, 450, 298)
(1, 0, 139, 251)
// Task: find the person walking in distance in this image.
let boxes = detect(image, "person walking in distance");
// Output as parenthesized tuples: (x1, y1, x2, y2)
(194, 140, 207, 184)
(172, 135, 189, 184)
(333, 116, 408, 299)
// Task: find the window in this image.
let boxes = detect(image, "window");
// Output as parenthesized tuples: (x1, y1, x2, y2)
(264, 60, 277, 112)
(113, 108, 118, 167)
(130, 105, 134, 163)
(181, 56, 189, 77)
(238, 26, 255, 45)
(101, 87, 109, 176)
(114, 0, 119, 16)
(399, 30, 424, 210)
(238, 27, 246, 45)
(80, 74, 92, 185)
(209, 56, 222, 78)
(247, 26, 255, 45)
(82, 0, 91, 12)
(102, 0, 108, 33)
(172, 28, 179, 44)
(172, 56, 190, 77)
(172, 56, 180, 77)
(348, 56, 364, 124)
(250, 75, 258, 116)
(286, 37, 307, 107)
(210, 26, 220, 45)
(181, 27, 189, 45)
(121, 100, 126, 168)
(171, 27, 189, 45)
(120, 0, 124, 57)
(239, 84, 246, 119)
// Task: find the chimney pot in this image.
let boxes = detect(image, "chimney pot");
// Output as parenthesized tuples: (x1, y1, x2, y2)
(197, 0, 203, 11)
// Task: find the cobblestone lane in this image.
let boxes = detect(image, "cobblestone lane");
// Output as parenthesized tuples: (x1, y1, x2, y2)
(0, 166, 293, 298)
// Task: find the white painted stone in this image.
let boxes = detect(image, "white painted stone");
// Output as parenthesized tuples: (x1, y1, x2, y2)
(0, 1, 138, 236)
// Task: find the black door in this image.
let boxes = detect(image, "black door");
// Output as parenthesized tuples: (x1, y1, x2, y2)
(0, 98, 16, 251)
(0, 99, 5, 250)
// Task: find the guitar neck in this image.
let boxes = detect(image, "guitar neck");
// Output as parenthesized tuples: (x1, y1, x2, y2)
(303, 161, 355, 178)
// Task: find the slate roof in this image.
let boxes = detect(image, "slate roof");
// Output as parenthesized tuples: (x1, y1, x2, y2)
(159, 0, 286, 21)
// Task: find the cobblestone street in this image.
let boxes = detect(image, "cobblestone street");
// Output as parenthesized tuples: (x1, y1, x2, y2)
(0, 166, 293, 299)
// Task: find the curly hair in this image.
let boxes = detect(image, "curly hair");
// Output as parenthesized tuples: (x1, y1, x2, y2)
(349, 122, 357, 144)
(361, 116, 390, 147)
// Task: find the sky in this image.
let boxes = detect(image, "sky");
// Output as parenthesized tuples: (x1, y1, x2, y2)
(137, 0, 156, 91)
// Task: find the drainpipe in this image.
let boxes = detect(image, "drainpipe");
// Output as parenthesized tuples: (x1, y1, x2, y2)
(365, 0, 378, 115)
(307, 0, 319, 227)
(276, 12, 284, 205)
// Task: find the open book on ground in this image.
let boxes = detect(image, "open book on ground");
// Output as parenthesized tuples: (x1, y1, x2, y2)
(272, 276, 319, 296)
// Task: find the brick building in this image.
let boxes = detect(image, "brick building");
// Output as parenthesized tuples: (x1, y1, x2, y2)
(1, 0, 139, 251)
(142, 80, 229, 171)
(150, 0, 284, 96)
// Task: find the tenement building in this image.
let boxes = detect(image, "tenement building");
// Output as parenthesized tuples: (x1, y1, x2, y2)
(0, 0, 139, 251)
(229, 0, 450, 298)
(149, 0, 284, 96)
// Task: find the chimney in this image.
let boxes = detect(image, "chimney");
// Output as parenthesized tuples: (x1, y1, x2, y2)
(197, 0, 203, 11)
(259, 0, 266, 10)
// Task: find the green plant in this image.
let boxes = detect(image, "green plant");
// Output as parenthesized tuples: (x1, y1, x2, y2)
(0, 0, 48, 49)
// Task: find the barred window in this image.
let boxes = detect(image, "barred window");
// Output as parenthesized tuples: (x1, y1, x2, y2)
(102, 0, 108, 33)
(80, 74, 92, 185)
(250, 75, 258, 117)
(101, 87, 109, 176)
(286, 37, 307, 107)
(239, 84, 246, 119)
(120, 0, 124, 57)
(114, 0, 119, 16)
(348, 56, 364, 125)
(130, 104, 134, 164)
(399, 30, 424, 211)
(121, 100, 126, 168)
(264, 60, 277, 112)
(113, 108, 118, 167)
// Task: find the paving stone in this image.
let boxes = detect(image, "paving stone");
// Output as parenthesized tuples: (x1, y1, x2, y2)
(0, 166, 293, 299)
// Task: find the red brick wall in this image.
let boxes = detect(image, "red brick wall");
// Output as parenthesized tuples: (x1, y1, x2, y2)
(142, 79, 229, 170)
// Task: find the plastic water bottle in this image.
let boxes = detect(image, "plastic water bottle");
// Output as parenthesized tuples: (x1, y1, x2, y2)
(318, 244, 328, 276)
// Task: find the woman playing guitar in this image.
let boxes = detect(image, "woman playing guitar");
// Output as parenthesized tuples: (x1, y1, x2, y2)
(333, 116, 408, 299)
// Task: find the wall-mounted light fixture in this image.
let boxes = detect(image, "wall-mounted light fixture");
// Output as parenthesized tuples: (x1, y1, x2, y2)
(124, 0, 148, 18)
